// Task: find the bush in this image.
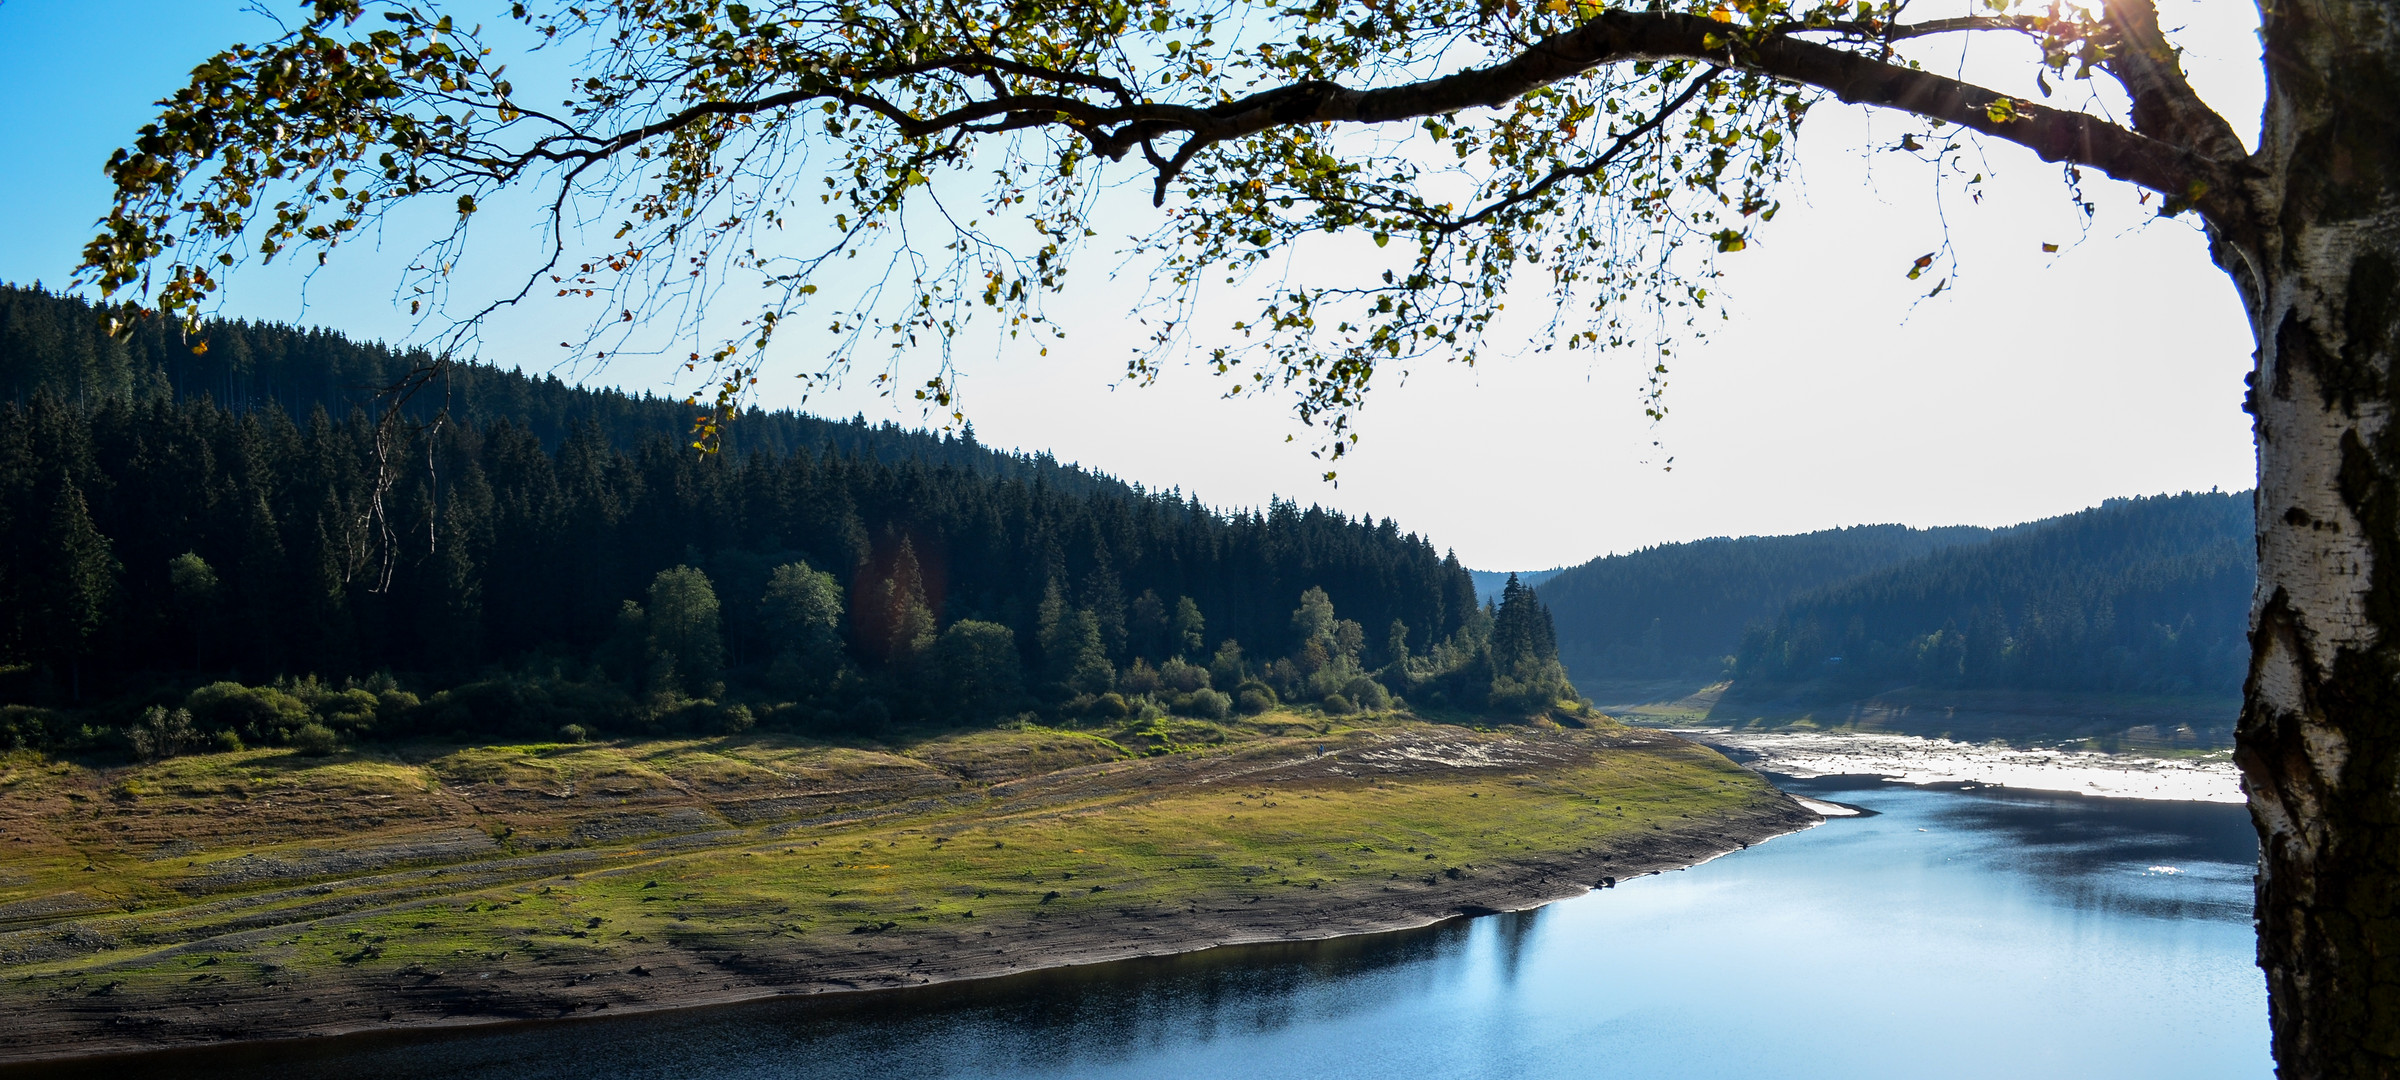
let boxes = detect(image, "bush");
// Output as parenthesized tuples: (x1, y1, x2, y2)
(314, 688, 380, 735)
(557, 723, 589, 744)
(209, 729, 244, 753)
(845, 697, 893, 731)
(718, 703, 756, 735)
(1090, 692, 1131, 720)
(1236, 688, 1275, 716)
(1159, 656, 1210, 694)
(375, 689, 421, 726)
(1178, 688, 1232, 720)
(290, 722, 340, 756)
(1117, 658, 1164, 697)
(184, 682, 312, 742)
(127, 706, 197, 762)
(0, 705, 74, 754)
(1321, 693, 1356, 715)
(1343, 676, 1391, 712)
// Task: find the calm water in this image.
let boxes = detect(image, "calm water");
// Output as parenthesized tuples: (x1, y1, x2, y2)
(24, 779, 2269, 1079)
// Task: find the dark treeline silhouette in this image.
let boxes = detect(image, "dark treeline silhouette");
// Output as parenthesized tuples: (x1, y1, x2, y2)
(0, 285, 1577, 756)
(1732, 493, 2251, 698)
(0, 282, 1122, 493)
(1540, 524, 1997, 683)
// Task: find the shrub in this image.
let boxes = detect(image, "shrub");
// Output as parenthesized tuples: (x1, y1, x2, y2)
(1159, 656, 1210, 694)
(718, 704, 756, 736)
(314, 688, 380, 735)
(1236, 688, 1275, 716)
(845, 697, 893, 731)
(557, 723, 589, 744)
(127, 706, 197, 762)
(184, 682, 311, 742)
(290, 722, 340, 756)
(0, 705, 73, 753)
(376, 689, 421, 726)
(1118, 658, 1164, 697)
(1321, 694, 1356, 715)
(1343, 676, 1392, 712)
(1091, 692, 1131, 720)
(1179, 688, 1232, 720)
(209, 729, 244, 753)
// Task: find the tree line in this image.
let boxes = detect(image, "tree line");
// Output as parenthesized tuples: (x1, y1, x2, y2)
(1538, 523, 1998, 683)
(1730, 493, 2251, 698)
(0, 289, 1573, 754)
(0, 282, 1123, 494)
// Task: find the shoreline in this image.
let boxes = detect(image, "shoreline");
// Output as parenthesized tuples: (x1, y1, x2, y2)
(1672, 727, 2245, 804)
(0, 800, 1815, 1068)
(0, 721, 1819, 1066)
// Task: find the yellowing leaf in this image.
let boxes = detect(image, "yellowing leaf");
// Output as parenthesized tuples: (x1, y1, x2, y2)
(2041, 242, 2059, 253)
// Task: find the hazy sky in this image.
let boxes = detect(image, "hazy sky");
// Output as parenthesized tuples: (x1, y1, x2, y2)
(0, 0, 2263, 570)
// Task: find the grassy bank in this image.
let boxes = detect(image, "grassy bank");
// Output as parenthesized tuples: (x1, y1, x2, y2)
(0, 709, 1804, 1062)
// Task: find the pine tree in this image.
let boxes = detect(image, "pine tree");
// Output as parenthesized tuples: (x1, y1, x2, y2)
(36, 474, 118, 697)
(881, 538, 937, 664)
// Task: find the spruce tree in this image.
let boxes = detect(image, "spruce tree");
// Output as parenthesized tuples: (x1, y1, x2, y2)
(37, 474, 117, 697)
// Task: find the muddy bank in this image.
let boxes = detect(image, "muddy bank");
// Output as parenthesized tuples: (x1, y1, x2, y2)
(0, 720, 1817, 1065)
(0, 805, 1810, 1066)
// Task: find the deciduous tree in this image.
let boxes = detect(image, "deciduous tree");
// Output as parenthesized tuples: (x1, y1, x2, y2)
(76, 0, 2400, 1070)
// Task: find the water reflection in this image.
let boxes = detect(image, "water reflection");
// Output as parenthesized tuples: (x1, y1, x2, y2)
(2, 784, 2268, 1080)
(1784, 775, 2257, 923)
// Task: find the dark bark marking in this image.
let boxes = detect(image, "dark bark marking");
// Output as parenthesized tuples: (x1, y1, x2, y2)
(2276, 309, 2306, 402)
(2331, 250, 2400, 417)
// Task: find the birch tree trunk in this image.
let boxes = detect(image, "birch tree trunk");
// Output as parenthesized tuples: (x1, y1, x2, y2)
(2230, 1, 2400, 1074)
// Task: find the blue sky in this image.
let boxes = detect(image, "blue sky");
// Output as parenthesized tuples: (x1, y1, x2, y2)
(0, 0, 2263, 569)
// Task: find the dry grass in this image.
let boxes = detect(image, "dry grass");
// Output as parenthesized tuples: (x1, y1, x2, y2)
(0, 710, 1787, 1036)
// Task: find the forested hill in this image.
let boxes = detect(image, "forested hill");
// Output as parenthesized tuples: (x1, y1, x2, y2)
(0, 283, 1121, 495)
(1468, 566, 1563, 604)
(1542, 524, 1998, 684)
(0, 285, 1592, 758)
(1733, 492, 2252, 699)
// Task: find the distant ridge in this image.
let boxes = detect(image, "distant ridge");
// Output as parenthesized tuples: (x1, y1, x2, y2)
(1466, 567, 1565, 605)
(0, 283, 1128, 497)
(1540, 523, 1998, 684)
(1536, 492, 2251, 742)
(1732, 492, 2250, 701)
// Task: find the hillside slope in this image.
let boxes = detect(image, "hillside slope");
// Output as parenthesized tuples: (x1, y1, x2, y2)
(1726, 493, 2251, 710)
(0, 284, 1526, 754)
(0, 284, 1121, 494)
(1542, 524, 1997, 686)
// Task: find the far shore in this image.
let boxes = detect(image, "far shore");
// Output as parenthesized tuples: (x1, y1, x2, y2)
(1675, 726, 2244, 804)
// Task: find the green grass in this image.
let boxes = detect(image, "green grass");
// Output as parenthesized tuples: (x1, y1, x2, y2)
(0, 710, 1782, 1022)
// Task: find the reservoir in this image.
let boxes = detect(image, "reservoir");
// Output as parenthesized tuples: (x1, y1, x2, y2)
(20, 777, 2267, 1079)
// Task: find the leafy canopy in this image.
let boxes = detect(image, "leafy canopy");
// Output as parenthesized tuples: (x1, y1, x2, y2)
(80, 0, 2234, 469)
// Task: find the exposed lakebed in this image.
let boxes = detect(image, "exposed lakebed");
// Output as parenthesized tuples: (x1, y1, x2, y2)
(17, 776, 2267, 1079)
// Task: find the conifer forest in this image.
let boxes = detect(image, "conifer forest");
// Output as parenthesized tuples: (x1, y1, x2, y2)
(0, 286, 1574, 756)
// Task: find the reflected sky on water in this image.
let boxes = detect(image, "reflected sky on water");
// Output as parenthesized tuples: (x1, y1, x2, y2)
(14, 781, 2267, 1080)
